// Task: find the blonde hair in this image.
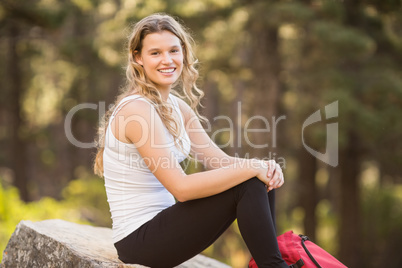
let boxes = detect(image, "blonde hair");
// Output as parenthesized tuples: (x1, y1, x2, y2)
(94, 13, 205, 176)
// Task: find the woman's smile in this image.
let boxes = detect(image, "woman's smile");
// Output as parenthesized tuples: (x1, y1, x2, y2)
(158, 67, 176, 74)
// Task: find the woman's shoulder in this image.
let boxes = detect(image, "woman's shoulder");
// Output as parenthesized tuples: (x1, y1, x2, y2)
(118, 94, 148, 106)
(114, 95, 155, 118)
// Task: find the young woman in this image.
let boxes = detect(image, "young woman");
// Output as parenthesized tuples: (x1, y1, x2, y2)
(94, 13, 288, 268)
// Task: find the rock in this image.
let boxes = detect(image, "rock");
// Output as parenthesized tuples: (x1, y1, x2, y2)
(1, 219, 231, 268)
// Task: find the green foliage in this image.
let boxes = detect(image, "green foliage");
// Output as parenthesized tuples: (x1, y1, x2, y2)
(316, 199, 338, 255)
(267, 2, 315, 26)
(311, 21, 376, 60)
(361, 184, 402, 267)
(320, 0, 346, 22)
(0, 175, 110, 262)
(62, 172, 112, 227)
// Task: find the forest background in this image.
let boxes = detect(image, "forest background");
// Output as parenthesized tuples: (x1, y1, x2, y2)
(1, 0, 402, 267)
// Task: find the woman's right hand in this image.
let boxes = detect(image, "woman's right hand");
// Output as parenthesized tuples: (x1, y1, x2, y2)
(252, 159, 284, 191)
(252, 159, 270, 184)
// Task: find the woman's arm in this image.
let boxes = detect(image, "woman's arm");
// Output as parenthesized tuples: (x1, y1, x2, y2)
(176, 98, 284, 191)
(114, 99, 271, 202)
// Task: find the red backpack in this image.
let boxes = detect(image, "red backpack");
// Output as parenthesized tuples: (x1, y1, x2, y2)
(249, 231, 348, 268)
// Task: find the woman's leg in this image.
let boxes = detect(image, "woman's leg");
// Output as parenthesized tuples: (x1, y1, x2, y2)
(114, 177, 288, 268)
(236, 179, 286, 267)
(268, 189, 276, 228)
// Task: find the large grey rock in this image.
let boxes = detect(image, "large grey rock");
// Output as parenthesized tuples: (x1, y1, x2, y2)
(1, 219, 231, 268)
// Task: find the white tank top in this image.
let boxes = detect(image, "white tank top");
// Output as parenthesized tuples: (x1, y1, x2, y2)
(103, 94, 191, 243)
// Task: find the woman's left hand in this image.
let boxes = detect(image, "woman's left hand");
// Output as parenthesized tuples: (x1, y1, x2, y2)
(265, 160, 284, 191)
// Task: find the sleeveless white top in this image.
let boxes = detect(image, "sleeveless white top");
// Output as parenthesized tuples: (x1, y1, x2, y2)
(103, 94, 191, 243)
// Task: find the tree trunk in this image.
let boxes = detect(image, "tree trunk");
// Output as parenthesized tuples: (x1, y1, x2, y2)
(339, 130, 361, 267)
(298, 148, 318, 241)
(8, 22, 30, 201)
(248, 4, 281, 159)
(339, 1, 363, 265)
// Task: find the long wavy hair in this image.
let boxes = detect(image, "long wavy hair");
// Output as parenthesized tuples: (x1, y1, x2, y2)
(94, 13, 205, 176)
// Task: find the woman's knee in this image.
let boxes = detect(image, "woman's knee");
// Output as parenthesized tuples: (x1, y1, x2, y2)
(238, 177, 267, 195)
(247, 176, 266, 187)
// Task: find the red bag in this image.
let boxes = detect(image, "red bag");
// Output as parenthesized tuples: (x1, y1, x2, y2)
(249, 230, 348, 268)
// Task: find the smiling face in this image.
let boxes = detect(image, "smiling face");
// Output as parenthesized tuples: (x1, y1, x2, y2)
(135, 31, 184, 92)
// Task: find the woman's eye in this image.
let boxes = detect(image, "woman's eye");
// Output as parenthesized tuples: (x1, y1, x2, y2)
(171, 49, 179, 53)
(151, 52, 159, 55)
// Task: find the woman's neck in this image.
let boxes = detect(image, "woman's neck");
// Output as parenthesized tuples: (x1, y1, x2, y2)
(158, 87, 171, 102)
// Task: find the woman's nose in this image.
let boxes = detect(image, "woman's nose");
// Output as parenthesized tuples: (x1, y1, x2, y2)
(161, 52, 173, 64)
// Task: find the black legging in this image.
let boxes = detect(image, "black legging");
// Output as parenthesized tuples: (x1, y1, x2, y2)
(114, 177, 288, 268)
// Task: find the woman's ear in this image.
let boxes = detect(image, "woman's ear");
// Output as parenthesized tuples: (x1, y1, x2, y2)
(134, 50, 143, 66)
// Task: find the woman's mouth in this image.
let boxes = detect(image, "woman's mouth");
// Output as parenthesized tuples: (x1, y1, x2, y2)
(158, 68, 176, 74)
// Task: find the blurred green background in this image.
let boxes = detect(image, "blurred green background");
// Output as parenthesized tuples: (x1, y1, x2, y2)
(1, 0, 402, 267)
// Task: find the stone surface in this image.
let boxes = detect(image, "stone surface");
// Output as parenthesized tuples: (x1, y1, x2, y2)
(1, 219, 231, 268)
